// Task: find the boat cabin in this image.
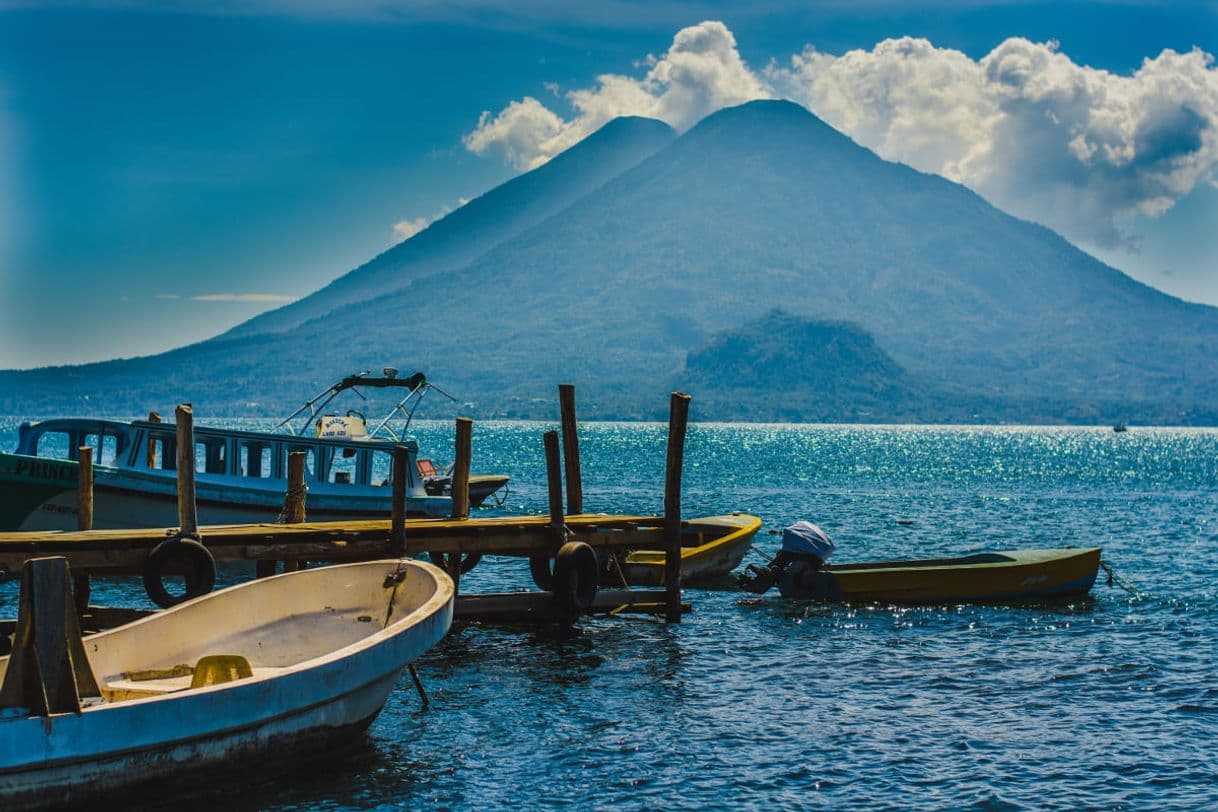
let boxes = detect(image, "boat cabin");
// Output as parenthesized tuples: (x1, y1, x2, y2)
(15, 418, 421, 490)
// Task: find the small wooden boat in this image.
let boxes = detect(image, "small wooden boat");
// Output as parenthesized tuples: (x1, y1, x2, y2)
(613, 513, 762, 586)
(417, 458, 509, 507)
(742, 545, 1101, 603)
(0, 557, 454, 808)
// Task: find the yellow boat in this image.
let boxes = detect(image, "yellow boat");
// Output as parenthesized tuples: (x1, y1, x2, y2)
(615, 513, 762, 586)
(742, 546, 1101, 603)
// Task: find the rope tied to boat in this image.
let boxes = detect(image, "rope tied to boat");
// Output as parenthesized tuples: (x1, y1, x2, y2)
(1099, 559, 1143, 598)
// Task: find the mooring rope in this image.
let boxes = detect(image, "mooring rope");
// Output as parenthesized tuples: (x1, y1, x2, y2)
(276, 482, 309, 524)
(1100, 559, 1143, 598)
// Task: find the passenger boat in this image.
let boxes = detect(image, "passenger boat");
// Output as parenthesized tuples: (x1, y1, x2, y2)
(0, 370, 510, 531)
(610, 513, 763, 586)
(0, 557, 454, 809)
(739, 524, 1101, 603)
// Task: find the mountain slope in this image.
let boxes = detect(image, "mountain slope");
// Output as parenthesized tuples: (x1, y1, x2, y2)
(224, 115, 676, 339)
(4, 100, 1217, 424)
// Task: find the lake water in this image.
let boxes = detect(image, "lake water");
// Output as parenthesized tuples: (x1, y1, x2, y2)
(2, 419, 1216, 810)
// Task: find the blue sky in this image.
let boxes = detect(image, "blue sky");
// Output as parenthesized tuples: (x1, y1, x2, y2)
(1, 1, 1215, 369)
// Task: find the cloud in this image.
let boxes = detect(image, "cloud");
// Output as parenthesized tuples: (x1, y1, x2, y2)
(769, 36, 1218, 248)
(155, 293, 180, 300)
(192, 293, 295, 302)
(463, 20, 770, 170)
(393, 217, 431, 240)
(465, 23, 1218, 251)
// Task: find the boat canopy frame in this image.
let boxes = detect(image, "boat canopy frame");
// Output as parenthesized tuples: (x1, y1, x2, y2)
(273, 369, 457, 441)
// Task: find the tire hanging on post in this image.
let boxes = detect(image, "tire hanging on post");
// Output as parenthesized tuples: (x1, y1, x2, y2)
(143, 537, 217, 609)
(551, 541, 598, 613)
(428, 552, 482, 574)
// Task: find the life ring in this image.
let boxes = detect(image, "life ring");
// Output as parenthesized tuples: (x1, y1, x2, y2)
(551, 541, 598, 612)
(143, 537, 217, 608)
(428, 551, 482, 574)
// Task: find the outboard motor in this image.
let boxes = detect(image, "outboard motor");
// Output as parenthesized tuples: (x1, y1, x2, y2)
(739, 521, 835, 594)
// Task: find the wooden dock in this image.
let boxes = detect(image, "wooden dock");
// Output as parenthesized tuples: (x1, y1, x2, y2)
(0, 513, 671, 575)
(0, 386, 712, 624)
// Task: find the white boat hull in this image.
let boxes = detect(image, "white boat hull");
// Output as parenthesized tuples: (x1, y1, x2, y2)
(4, 459, 451, 532)
(0, 560, 454, 808)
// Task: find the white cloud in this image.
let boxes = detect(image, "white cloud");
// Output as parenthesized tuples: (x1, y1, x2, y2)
(465, 23, 1218, 251)
(392, 196, 474, 242)
(770, 36, 1218, 248)
(192, 293, 295, 302)
(463, 20, 770, 170)
(155, 293, 180, 300)
(393, 217, 431, 240)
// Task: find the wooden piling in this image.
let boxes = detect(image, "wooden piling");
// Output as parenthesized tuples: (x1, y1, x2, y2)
(74, 447, 93, 612)
(76, 447, 93, 532)
(544, 430, 565, 536)
(663, 392, 691, 623)
(451, 417, 472, 520)
(284, 452, 308, 524)
(558, 384, 583, 515)
(391, 445, 409, 556)
(146, 410, 162, 468)
(174, 404, 198, 538)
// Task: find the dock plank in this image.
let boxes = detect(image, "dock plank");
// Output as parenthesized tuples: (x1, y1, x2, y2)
(0, 513, 673, 573)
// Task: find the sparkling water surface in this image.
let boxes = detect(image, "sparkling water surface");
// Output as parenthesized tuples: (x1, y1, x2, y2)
(1, 418, 1216, 810)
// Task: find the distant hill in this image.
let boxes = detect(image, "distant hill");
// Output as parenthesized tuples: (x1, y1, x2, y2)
(676, 310, 927, 421)
(3, 100, 1218, 425)
(224, 116, 676, 339)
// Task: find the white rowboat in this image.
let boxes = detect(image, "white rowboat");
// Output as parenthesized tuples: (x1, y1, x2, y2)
(0, 559, 454, 808)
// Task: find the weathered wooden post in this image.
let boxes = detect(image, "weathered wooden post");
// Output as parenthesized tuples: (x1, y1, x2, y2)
(391, 445, 409, 557)
(663, 392, 691, 623)
(145, 410, 162, 469)
(558, 384, 583, 515)
(76, 446, 94, 533)
(74, 446, 94, 612)
(175, 404, 198, 539)
(544, 430, 565, 536)
(143, 404, 217, 608)
(283, 451, 308, 525)
(451, 417, 472, 520)
(527, 430, 569, 592)
(258, 452, 308, 578)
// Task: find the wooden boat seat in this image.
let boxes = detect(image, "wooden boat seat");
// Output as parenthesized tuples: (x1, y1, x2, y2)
(417, 458, 438, 478)
(101, 656, 278, 701)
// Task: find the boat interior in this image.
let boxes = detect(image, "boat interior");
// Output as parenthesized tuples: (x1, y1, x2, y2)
(0, 559, 446, 711)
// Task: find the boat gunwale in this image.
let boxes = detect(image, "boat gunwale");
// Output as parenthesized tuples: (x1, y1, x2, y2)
(823, 547, 1101, 576)
(623, 513, 762, 567)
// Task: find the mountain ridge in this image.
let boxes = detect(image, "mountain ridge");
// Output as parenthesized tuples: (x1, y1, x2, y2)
(3, 99, 1216, 425)
(223, 115, 677, 339)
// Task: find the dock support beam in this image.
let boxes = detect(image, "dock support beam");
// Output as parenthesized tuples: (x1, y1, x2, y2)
(391, 445, 409, 557)
(544, 430, 565, 541)
(558, 384, 583, 515)
(451, 417, 472, 520)
(145, 410, 162, 468)
(74, 447, 93, 612)
(258, 451, 308, 578)
(663, 392, 691, 623)
(174, 404, 198, 539)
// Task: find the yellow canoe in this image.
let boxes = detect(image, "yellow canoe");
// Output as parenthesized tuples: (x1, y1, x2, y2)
(618, 513, 763, 586)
